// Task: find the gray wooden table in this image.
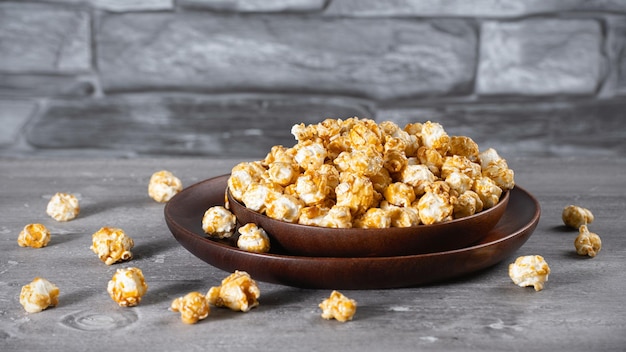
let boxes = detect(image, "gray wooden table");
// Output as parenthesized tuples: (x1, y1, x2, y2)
(1, 157, 625, 352)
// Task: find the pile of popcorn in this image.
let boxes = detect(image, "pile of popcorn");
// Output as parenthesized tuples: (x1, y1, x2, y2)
(227, 118, 515, 229)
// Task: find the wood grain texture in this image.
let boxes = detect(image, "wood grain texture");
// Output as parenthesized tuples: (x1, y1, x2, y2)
(0, 157, 624, 351)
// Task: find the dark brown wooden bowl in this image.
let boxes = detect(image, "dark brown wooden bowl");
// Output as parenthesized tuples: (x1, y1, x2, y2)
(227, 184, 509, 257)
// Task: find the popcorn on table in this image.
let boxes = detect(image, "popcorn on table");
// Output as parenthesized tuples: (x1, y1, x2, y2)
(107, 267, 148, 307)
(207, 271, 260, 312)
(575, 224, 602, 258)
(46, 192, 80, 222)
(20, 277, 59, 313)
(90, 227, 134, 265)
(148, 170, 183, 203)
(171, 292, 210, 324)
(508, 255, 551, 291)
(562, 205, 594, 229)
(319, 290, 357, 322)
(17, 223, 51, 248)
(202, 206, 237, 239)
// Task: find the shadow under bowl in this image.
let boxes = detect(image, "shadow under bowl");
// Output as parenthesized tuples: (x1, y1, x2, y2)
(227, 186, 509, 258)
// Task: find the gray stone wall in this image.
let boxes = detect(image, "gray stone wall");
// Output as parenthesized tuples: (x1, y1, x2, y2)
(1, 0, 625, 159)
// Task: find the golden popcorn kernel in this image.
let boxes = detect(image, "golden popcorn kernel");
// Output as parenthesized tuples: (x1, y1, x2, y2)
(562, 205, 594, 229)
(319, 290, 357, 322)
(148, 170, 183, 203)
(202, 206, 237, 239)
(207, 271, 260, 312)
(90, 227, 134, 265)
(237, 223, 271, 254)
(107, 267, 148, 307)
(171, 292, 210, 324)
(574, 225, 602, 258)
(17, 223, 51, 248)
(508, 255, 550, 291)
(20, 277, 59, 313)
(46, 192, 80, 222)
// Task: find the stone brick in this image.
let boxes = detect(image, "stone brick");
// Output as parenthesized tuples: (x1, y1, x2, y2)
(179, 0, 326, 12)
(607, 16, 626, 95)
(0, 100, 36, 146)
(0, 3, 90, 73)
(97, 14, 476, 100)
(377, 99, 626, 157)
(32, 0, 173, 11)
(477, 19, 603, 96)
(325, 0, 626, 18)
(24, 94, 373, 157)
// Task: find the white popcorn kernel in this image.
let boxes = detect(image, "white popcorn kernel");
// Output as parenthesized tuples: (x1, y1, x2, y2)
(237, 223, 271, 253)
(20, 277, 59, 313)
(90, 227, 134, 265)
(107, 267, 148, 307)
(46, 192, 80, 222)
(171, 292, 210, 324)
(17, 223, 51, 248)
(319, 290, 357, 322)
(207, 271, 260, 312)
(202, 206, 237, 239)
(148, 170, 183, 203)
(508, 255, 550, 291)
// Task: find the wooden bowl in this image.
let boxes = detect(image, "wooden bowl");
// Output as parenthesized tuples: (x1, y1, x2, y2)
(227, 187, 509, 258)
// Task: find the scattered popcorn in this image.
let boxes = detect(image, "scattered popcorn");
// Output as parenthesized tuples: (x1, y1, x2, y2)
(46, 192, 79, 222)
(90, 227, 134, 265)
(237, 223, 271, 253)
(228, 117, 513, 228)
(562, 205, 594, 229)
(508, 255, 550, 291)
(107, 267, 148, 307)
(171, 292, 210, 324)
(148, 170, 183, 203)
(575, 225, 602, 258)
(207, 271, 260, 312)
(17, 223, 51, 248)
(20, 277, 59, 313)
(319, 290, 357, 322)
(202, 206, 237, 239)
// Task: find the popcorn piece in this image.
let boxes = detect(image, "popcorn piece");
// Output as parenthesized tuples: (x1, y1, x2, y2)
(508, 255, 550, 291)
(20, 277, 59, 313)
(91, 227, 134, 265)
(202, 206, 237, 239)
(294, 140, 327, 171)
(265, 193, 303, 223)
(354, 208, 392, 229)
(417, 181, 455, 225)
(574, 225, 602, 258)
(399, 163, 435, 196)
(381, 201, 421, 227)
(268, 161, 299, 186)
(237, 223, 271, 253)
(171, 292, 210, 324)
(46, 192, 79, 222)
(148, 170, 183, 203)
(562, 205, 594, 229)
(420, 121, 450, 154)
(478, 148, 515, 191)
(383, 182, 416, 208)
(107, 267, 148, 307)
(17, 223, 51, 248)
(472, 176, 502, 209)
(228, 161, 267, 202)
(207, 271, 260, 312)
(334, 145, 383, 177)
(319, 290, 357, 322)
(335, 173, 375, 217)
(453, 191, 484, 219)
(448, 135, 479, 159)
(241, 182, 282, 213)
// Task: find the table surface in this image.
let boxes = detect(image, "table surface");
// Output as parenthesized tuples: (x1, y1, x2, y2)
(1, 157, 625, 352)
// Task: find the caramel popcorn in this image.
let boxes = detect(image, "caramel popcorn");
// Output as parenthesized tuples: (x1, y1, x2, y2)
(202, 206, 237, 239)
(107, 267, 148, 307)
(508, 255, 550, 291)
(574, 225, 602, 258)
(90, 227, 134, 265)
(319, 290, 357, 322)
(148, 170, 183, 203)
(228, 117, 513, 228)
(171, 292, 210, 324)
(562, 205, 594, 229)
(207, 271, 260, 312)
(46, 192, 79, 222)
(17, 223, 51, 248)
(237, 223, 271, 253)
(20, 277, 59, 313)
